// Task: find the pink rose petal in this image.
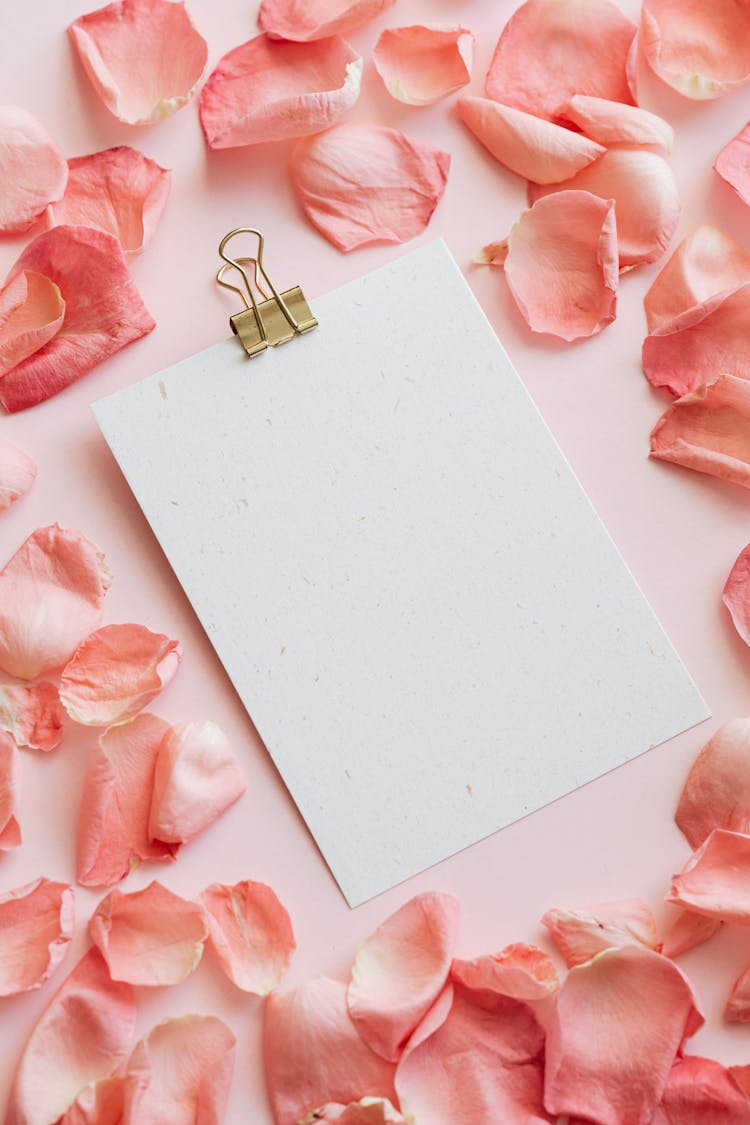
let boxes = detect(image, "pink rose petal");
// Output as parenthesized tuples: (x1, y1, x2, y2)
(199, 34, 362, 150)
(60, 1076, 128, 1125)
(541, 898, 660, 968)
(641, 0, 750, 100)
(650, 376, 750, 490)
(5, 948, 135, 1125)
(348, 892, 460, 1062)
(46, 147, 171, 255)
(77, 712, 175, 887)
(0, 878, 74, 996)
(149, 719, 247, 846)
(0, 107, 68, 233)
(564, 95, 674, 153)
(644, 226, 750, 334)
(265, 978, 398, 1125)
(0, 681, 64, 751)
(0, 436, 37, 511)
(661, 910, 722, 959)
(485, 0, 637, 122)
(544, 946, 704, 1125)
(0, 270, 65, 380)
(291, 124, 450, 252)
(499, 190, 618, 342)
(652, 1056, 750, 1123)
(68, 0, 207, 125)
(60, 623, 181, 727)
(458, 96, 604, 184)
(258, 0, 395, 41)
(727, 965, 750, 1023)
(0, 524, 111, 681)
(300, 1099, 406, 1124)
(668, 828, 750, 922)
(199, 880, 295, 995)
(724, 547, 750, 647)
(716, 124, 750, 208)
(0, 730, 21, 850)
(450, 943, 559, 1001)
(373, 25, 474, 106)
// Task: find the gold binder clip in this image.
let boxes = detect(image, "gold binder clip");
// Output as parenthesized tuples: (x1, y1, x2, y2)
(217, 228, 318, 358)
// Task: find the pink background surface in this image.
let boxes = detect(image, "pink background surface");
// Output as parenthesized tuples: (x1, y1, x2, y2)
(1, 0, 750, 1118)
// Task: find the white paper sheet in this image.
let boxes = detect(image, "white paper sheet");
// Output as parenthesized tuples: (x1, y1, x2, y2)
(94, 241, 708, 906)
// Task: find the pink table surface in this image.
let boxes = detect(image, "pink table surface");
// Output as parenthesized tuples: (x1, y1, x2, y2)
(2, 0, 750, 1119)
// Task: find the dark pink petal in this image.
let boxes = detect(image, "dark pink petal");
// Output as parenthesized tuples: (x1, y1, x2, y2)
(264, 978, 398, 1125)
(0, 524, 111, 681)
(0, 270, 65, 379)
(300, 1099, 406, 1124)
(541, 898, 659, 968)
(0, 436, 36, 511)
(715, 123, 750, 208)
(199, 880, 295, 995)
(650, 376, 750, 490)
(5, 948, 135, 1125)
(485, 0, 637, 122)
(0, 730, 21, 850)
(68, 0, 207, 125)
(544, 946, 704, 1125)
(373, 25, 473, 106)
(564, 95, 674, 153)
(0, 681, 64, 751)
(643, 226, 750, 334)
(734, 1068, 750, 1099)
(60, 623, 181, 727)
(348, 892, 460, 1062)
(0, 107, 67, 233)
(258, 0, 395, 40)
(641, 0, 750, 100)
(450, 943, 559, 1001)
(668, 828, 750, 922)
(291, 124, 450, 252)
(724, 549, 750, 648)
(0, 878, 74, 996)
(661, 910, 722, 959)
(727, 966, 750, 1023)
(47, 147, 171, 255)
(652, 1056, 750, 1123)
(199, 35, 362, 150)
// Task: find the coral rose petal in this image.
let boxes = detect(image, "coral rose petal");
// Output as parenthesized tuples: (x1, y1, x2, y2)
(451, 943, 559, 1001)
(373, 25, 474, 106)
(60, 623, 181, 727)
(0, 878, 74, 996)
(458, 96, 604, 184)
(0, 270, 65, 380)
(564, 95, 674, 153)
(661, 910, 722, 959)
(652, 1056, 750, 1123)
(0, 107, 68, 233)
(0, 524, 111, 681)
(727, 965, 750, 1023)
(291, 124, 450, 252)
(258, 0, 395, 40)
(544, 945, 704, 1125)
(644, 226, 750, 334)
(199, 880, 295, 995)
(485, 0, 637, 121)
(641, 0, 750, 100)
(68, 0, 207, 125)
(47, 147, 171, 255)
(348, 892, 460, 1062)
(199, 34, 362, 150)
(715, 123, 750, 208)
(300, 1099, 406, 1124)
(650, 376, 750, 490)
(265, 978, 398, 1125)
(0, 681, 64, 751)
(668, 828, 750, 922)
(541, 898, 659, 968)
(60, 1077, 128, 1125)
(5, 948, 135, 1125)
(0, 731, 21, 850)
(724, 548, 750, 647)
(0, 437, 36, 511)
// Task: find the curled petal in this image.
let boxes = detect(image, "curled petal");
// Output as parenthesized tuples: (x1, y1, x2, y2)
(725, 547, 750, 647)
(727, 966, 750, 1023)
(301, 1098, 406, 1124)
(450, 943, 559, 1001)
(0, 106, 67, 233)
(259, 0, 395, 41)
(0, 878, 74, 996)
(485, 0, 637, 121)
(47, 147, 171, 255)
(68, 0, 207, 125)
(0, 681, 64, 751)
(661, 910, 722, 959)
(564, 95, 674, 153)
(650, 376, 750, 490)
(0, 731, 21, 849)
(0, 270, 65, 380)
(644, 226, 750, 334)
(0, 437, 36, 511)
(60, 623, 181, 727)
(641, 0, 750, 100)
(541, 898, 659, 968)
(60, 1076, 127, 1125)
(458, 96, 604, 184)
(653, 1056, 750, 1123)
(668, 828, 750, 922)
(0, 524, 111, 682)
(373, 25, 474, 106)
(291, 124, 450, 252)
(715, 123, 750, 208)
(199, 880, 295, 995)
(199, 34, 362, 150)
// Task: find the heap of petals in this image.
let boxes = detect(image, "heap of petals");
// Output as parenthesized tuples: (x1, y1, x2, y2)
(373, 25, 474, 106)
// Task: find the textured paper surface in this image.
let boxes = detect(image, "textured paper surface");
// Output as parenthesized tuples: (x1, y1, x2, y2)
(94, 241, 708, 906)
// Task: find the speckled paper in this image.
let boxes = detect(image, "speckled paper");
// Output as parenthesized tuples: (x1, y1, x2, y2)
(94, 241, 708, 906)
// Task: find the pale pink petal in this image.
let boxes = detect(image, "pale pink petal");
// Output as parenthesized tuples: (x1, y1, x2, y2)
(500, 190, 618, 342)
(259, 0, 395, 40)
(199, 35, 362, 150)
(650, 376, 750, 490)
(458, 97, 604, 184)
(544, 946, 704, 1124)
(643, 226, 750, 334)
(0, 106, 67, 233)
(0, 681, 64, 751)
(541, 898, 659, 968)
(5, 948, 135, 1125)
(668, 828, 750, 922)
(661, 910, 722, 959)
(68, 0, 207, 125)
(60, 623, 181, 727)
(485, 0, 637, 122)
(451, 943, 559, 1001)
(291, 124, 450, 252)
(652, 1056, 750, 1123)
(0, 270, 65, 379)
(715, 123, 750, 208)
(564, 95, 674, 153)
(529, 148, 680, 270)
(0, 878, 74, 996)
(60, 1077, 128, 1125)
(199, 880, 295, 995)
(641, 0, 750, 100)
(726, 965, 750, 1023)
(0, 524, 111, 681)
(0, 436, 36, 510)
(724, 549, 750, 648)
(46, 147, 171, 255)
(77, 712, 175, 887)
(373, 25, 473, 106)
(0, 731, 21, 849)
(149, 719, 247, 846)
(347, 892, 460, 1062)
(0, 226, 155, 413)
(300, 1099, 406, 1124)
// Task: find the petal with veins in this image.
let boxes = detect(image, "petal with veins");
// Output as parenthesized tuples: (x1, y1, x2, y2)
(652, 1056, 750, 1123)
(643, 226, 750, 334)
(373, 25, 474, 106)
(199, 880, 295, 995)
(541, 898, 659, 968)
(668, 828, 750, 922)
(724, 547, 750, 648)
(641, 0, 750, 100)
(0, 878, 74, 996)
(0, 437, 36, 511)
(0, 106, 67, 233)
(258, 0, 395, 41)
(0, 271, 65, 380)
(60, 1076, 128, 1125)
(650, 376, 750, 490)
(564, 95, 674, 153)
(715, 123, 750, 208)
(661, 911, 722, 959)
(451, 944, 559, 1001)
(0, 731, 21, 850)
(0, 681, 64, 751)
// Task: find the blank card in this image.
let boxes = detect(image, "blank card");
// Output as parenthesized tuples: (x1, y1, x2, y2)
(93, 240, 708, 906)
